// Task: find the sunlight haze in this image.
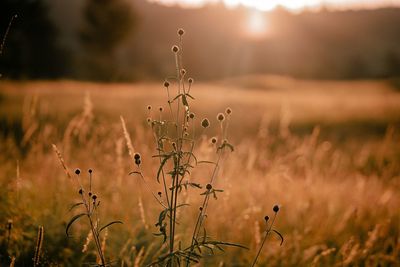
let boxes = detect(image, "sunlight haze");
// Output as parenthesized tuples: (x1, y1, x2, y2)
(151, 0, 400, 11)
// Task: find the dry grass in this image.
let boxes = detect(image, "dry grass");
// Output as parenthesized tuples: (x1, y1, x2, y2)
(0, 77, 399, 266)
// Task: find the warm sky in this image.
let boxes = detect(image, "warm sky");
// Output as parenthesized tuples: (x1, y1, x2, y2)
(150, 0, 400, 11)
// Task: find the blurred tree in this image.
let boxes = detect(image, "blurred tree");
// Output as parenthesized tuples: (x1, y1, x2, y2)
(0, 0, 68, 79)
(79, 0, 135, 81)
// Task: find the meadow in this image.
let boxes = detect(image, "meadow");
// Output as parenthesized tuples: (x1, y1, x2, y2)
(0, 76, 399, 266)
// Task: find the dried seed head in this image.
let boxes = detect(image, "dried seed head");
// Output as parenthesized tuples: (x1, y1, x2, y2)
(217, 113, 225, 122)
(134, 153, 141, 160)
(79, 188, 83, 195)
(164, 80, 170, 87)
(147, 105, 152, 110)
(159, 106, 163, 112)
(199, 207, 203, 211)
(189, 112, 195, 119)
(201, 118, 210, 128)
(211, 137, 217, 144)
(172, 45, 179, 53)
(158, 191, 162, 196)
(188, 78, 194, 84)
(89, 192, 92, 197)
(7, 219, 13, 230)
(225, 107, 232, 115)
(264, 215, 270, 222)
(177, 28, 185, 36)
(180, 69, 186, 76)
(147, 117, 151, 123)
(75, 169, 81, 175)
(206, 184, 212, 190)
(88, 169, 93, 174)
(172, 142, 177, 150)
(273, 205, 280, 213)
(92, 194, 97, 200)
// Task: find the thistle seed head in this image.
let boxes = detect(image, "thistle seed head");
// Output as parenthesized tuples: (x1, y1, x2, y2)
(217, 113, 225, 122)
(201, 118, 210, 128)
(178, 28, 185, 36)
(172, 45, 179, 53)
(273, 205, 280, 213)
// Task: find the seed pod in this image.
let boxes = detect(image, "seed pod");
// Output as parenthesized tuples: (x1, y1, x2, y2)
(177, 28, 185, 36)
(217, 113, 225, 122)
(172, 45, 179, 53)
(273, 205, 280, 213)
(201, 118, 210, 128)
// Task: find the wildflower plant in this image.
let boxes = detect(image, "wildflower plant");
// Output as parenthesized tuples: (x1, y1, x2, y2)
(124, 28, 246, 266)
(65, 168, 122, 266)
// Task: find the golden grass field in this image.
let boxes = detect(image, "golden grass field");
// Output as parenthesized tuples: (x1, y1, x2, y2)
(0, 77, 400, 266)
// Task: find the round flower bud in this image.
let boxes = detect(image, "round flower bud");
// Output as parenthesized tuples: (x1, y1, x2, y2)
(264, 215, 270, 222)
(273, 205, 280, 213)
(177, 28, 185, 36)
(172, 45, 179, 53)
(201, 118, 210, 128)
(75, 169, 81, 175)
(217, 113, 225, 122)
(88, 169, 93, 174)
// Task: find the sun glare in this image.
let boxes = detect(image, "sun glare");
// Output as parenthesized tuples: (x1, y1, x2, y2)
(153, 0, 400, 11)
(244, 11, 269, 39)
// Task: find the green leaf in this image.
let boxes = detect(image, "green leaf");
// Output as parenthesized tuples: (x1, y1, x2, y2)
(66, 213, 86, 237)
(99, 220, 123, 233)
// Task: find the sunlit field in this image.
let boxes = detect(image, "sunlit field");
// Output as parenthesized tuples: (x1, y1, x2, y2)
(0, 76, 399, 266)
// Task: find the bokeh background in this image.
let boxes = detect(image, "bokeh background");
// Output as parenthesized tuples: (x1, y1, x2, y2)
(0, 0, 399, 266)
